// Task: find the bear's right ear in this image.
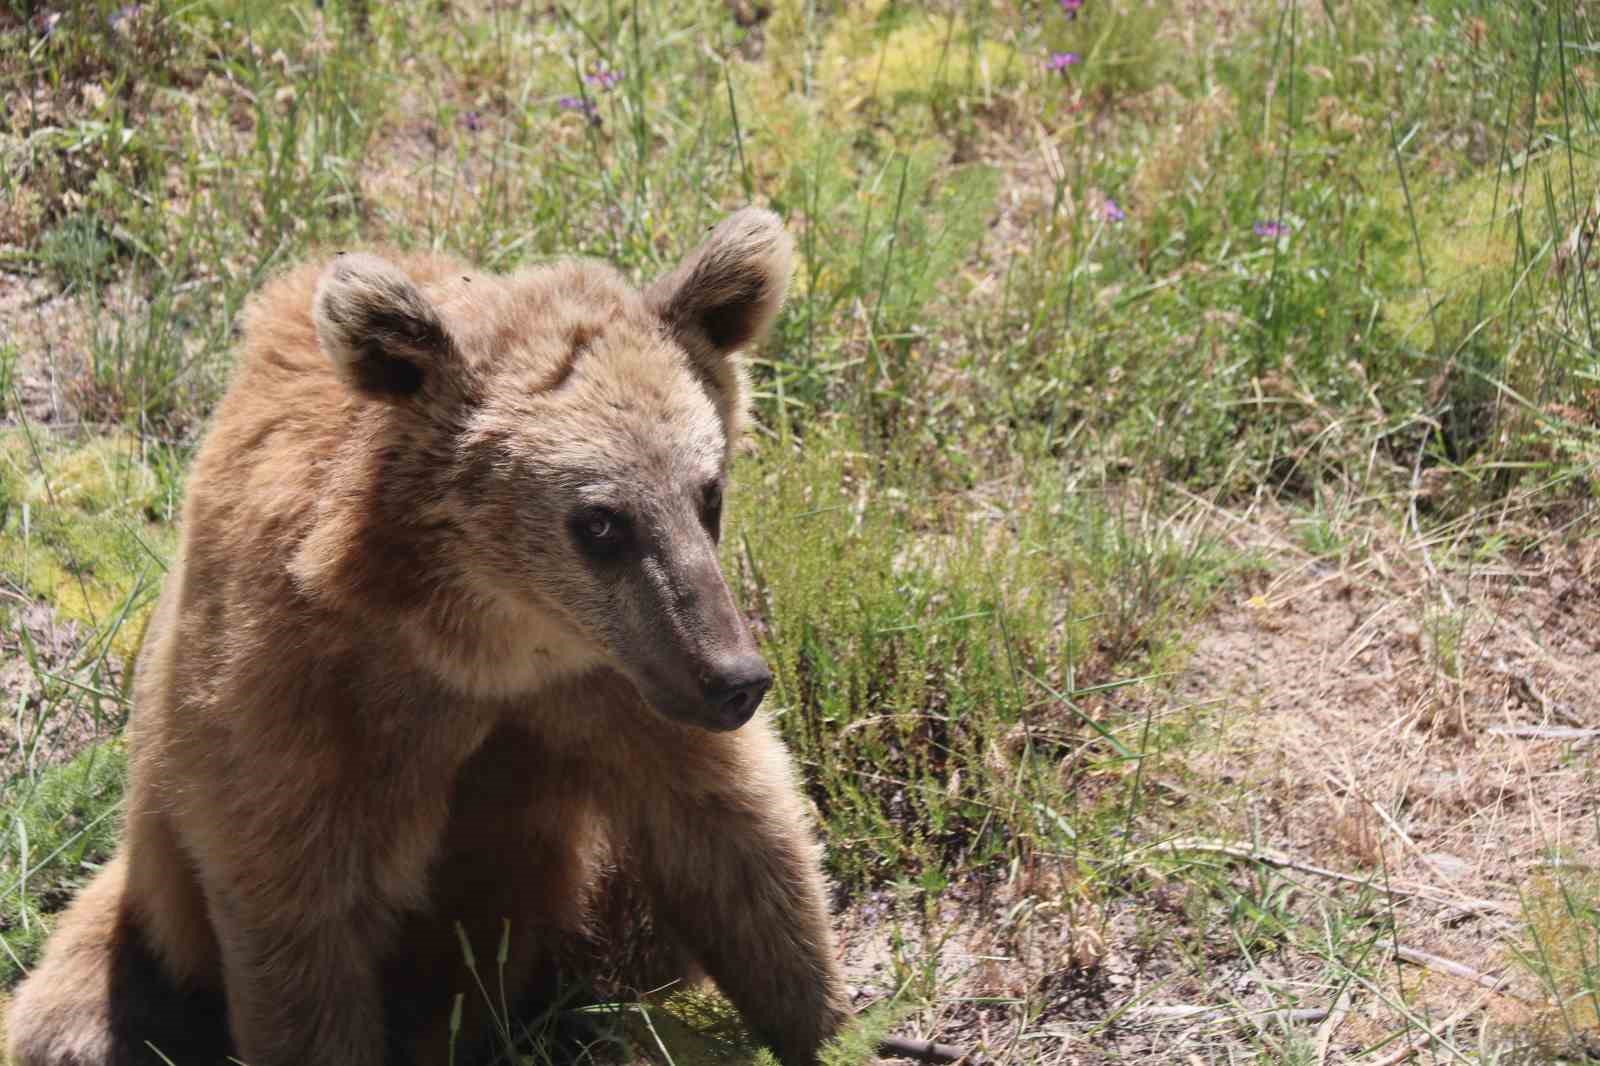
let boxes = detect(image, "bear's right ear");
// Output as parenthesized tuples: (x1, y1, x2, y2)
(313, 254, 456, 398)
(644, 208, 793, 366)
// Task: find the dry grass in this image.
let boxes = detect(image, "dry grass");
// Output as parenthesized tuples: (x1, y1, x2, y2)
(2, 0, 1599, 1063)
(825, 499, 1600, 1061)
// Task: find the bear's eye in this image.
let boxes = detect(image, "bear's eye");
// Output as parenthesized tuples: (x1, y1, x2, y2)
(700, 482, 723, 541)
(571, 507, 629, 560)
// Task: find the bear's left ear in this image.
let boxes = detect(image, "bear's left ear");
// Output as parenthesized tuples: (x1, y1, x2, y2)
(313, 253, 459, 399)
(645, 207, 793, 375)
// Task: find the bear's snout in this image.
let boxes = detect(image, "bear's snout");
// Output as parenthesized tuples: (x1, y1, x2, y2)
(702, 657, 773, 731)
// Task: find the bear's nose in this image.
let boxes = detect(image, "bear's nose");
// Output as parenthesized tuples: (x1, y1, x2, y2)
(704, 659, 772, 731)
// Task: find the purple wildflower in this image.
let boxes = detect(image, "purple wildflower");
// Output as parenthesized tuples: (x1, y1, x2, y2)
(1253, 219, 1289, 238)
(108, 4, 140, 29)
(1060, 0, 1084, 18)
(460, 110, 484, 133)
(1103, 199, 1126, 223)
(35, 10, 62, 38)
(1046, 51, 1081, 72)
(585, 65, 624, 91)
(557, 96, 601, 125)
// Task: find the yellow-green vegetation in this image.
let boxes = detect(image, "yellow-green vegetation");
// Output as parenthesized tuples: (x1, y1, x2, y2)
(736, 426, 1224, 889)
(0, 740, 125, 986)
(0, 431, 176, 655)
(4, 0, 1600, 1063)
(807, 3, 1021, 116)
(1519, 870, 1600, 1039)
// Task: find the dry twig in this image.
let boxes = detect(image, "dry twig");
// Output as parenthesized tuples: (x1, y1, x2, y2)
(1376, 939, 1531, 1001)
(1486, 725, 1600, 741)
(1158, 837, 1512, 915)
(1131, 1005, 1329, 1027)
(878, 1036, 979, 1065)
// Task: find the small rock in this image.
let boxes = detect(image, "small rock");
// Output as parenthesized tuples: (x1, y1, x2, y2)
(1423, 852, 1471, 880)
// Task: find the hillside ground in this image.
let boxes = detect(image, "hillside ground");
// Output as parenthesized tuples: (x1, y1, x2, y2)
(2, 1, 1598, 1063)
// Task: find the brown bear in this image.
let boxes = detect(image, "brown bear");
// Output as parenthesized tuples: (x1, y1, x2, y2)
(7, 208, 850, 1066)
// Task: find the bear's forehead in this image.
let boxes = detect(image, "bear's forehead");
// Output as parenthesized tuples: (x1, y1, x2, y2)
(439, 261, 726, 476)
(436, 263, 651, 367)
(476, 318, 714, 421)
(524, 370, 723, 459)
(478, 398, 724, 503)
(472, 352, 723, 479)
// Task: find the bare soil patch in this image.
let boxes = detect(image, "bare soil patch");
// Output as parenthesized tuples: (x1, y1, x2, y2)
(0, 269, 80, 426)
(0, 596, 125, 782)
(837, 504, 1600, 1063)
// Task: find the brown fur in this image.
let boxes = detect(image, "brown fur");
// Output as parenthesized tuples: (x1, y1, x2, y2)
(7, 209, 848, 1066)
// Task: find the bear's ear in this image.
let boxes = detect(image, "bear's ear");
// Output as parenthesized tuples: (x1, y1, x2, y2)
(645, 208, 794, 367)
(313, 253, 456, 398)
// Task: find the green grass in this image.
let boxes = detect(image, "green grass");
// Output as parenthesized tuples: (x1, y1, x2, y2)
(0, 741, 125, 985)
(1519, 857, 1600, 1050)
(733, 426, 1230, 888)
(4, 0, 1600, 1062)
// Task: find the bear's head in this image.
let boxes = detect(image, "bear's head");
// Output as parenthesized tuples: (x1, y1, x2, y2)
(301, 209, 791, 731)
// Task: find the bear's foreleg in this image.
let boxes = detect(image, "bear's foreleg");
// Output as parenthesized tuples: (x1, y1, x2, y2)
(628, 719, 850, 1066)
(183, 743, 457, 1066)
(6, 852, 231, 1066)
(8, 853, 139, 1066)
(209, 899, 391, 1066)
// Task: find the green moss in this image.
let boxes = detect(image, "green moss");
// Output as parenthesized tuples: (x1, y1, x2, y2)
(1384, 153, 1597, 349)
(803, 3, 1019, 119)
(1517, 868, 1600, 1036)
(556, 989, 894, 1066)
(0, 431, 177, 658)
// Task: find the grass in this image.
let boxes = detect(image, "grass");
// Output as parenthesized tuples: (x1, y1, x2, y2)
(0, 741, 124, 986)
(3, 0, 1600, 1063)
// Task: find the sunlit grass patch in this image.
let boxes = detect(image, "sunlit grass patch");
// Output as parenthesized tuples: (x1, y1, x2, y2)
(804, 2, 1021, 119)
(1517, 868, 1600, 1038)
(1037, 0, 1171, 103)
(0, 430, 175, 657)
(0, 740, 126, 986)
(732, 428, 1228, 890)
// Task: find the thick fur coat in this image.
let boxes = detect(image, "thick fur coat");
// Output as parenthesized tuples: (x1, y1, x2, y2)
(7, 209, 849, 1066)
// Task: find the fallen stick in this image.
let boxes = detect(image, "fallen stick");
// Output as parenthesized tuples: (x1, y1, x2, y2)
(1161, 837, 1373, 886)
(1131, 1005, 1329, 1027)
(1160, 837, 1511, 915)
(877, 1036, 977, 1064)
(1376, 939, 1534, 1003)
(1486, 725, 1600, 741)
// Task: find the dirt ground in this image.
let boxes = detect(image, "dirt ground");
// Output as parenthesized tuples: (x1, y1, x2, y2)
(0, 597, 125, 783)
(838, 504, 1600, 1063)
(0, 269, 74, 427)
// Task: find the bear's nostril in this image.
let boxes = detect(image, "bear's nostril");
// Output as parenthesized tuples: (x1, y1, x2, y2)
(721, 677, 769, 720)
(705, 664, 772, 729)
(723, 689, 753, 721)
